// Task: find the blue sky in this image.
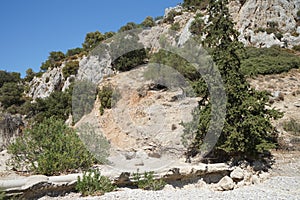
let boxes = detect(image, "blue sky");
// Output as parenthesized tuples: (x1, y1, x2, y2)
(0, 0, 182, 76)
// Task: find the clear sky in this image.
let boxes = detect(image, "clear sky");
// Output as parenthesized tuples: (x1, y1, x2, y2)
(0, 0, 182, 76)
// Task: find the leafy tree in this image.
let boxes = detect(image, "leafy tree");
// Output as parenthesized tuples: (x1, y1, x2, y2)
(24, 68, 35, 82)
(182, 0, 282, 161)
(104, 31, 115, 39)
(141, 16, 156, 28)
(40, 60, 53, 71)
(49, 51, 65, 62)
(62, 61, 80, 78)
(0, 71, 21, 87)
(66, 47, 84, 57)
(118, 22, 140, 32)
(8, 117, 96, 175)
(182, 0, 209, 10)
(82, 31, 105, 51)
(0, 82, 24, 109)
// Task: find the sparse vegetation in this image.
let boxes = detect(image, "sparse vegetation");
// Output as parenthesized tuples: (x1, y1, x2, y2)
(98, 85, 120, 115)
(283, 119, 300, 136)
(163, 10, 182, 23)
(62, 61, 80, 78)
(182, 0, 209, 10)
(76, 169, 116, 196)
(141, 16, 156, 28)
(132, 170, 166, 191)
(8, 117, 96, 175)
(170, 22, 181, 31)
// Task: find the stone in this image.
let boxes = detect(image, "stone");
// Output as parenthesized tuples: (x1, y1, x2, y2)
(252, 174, 260, 184)
(230, 167, 244, 182)
(217, 176, 235, 191)
(259, 171, 270, 181)
(163, 184, 175, 190)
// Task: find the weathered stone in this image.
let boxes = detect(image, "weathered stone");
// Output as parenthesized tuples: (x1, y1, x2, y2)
(230, 167, 244, 182)
(217, 176, 235, 191)
(252, 174, 261, 184)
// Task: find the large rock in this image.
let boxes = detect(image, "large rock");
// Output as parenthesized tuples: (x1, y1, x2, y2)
(230, 167, 244, 182)
(217, 176, 235, 191)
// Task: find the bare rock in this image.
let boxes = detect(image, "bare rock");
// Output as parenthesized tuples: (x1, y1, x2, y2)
(230, 167, 244, 182)
(217, 176, 235, 191)
(252, 174, 261, 184)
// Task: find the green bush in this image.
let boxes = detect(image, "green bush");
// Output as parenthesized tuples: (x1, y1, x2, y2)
(182, 0, 209, 10)
(163, 10, 182, 23)
(8, 117, 96, 175)
(241, 47, 300, 76)
(83, 31, 105, 51)
(62, 61, 80, 78)
(292, 45, 300, 52)
(190, 14, 205, 35)
(141, 16, 156, 28)
(0, 82, 24, 109)
(76, 169, 116, 196)
(24, 68, 35, 82)
(98, 85, 120, 115)
(132, 170, 166, 191)
(0, 71, 21, 87)
(118, 22, 140, 32)
(170, 22, 181, 31)
(66, 48, 84, 57)
(283, 119, 300, 136)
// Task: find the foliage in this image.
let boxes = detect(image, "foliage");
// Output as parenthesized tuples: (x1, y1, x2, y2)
(0, 70, 21, 88)
(292, 45, 300, 52)
(24, 68, 35, 82)
(170, 22, 181, 31)
(8, 117, 96, 175)
(190, 13, 205, 35)
(82, 31, 105, 51)
(66, 47, 84, 57)
(141, 16, 156, 28)
(283, 118, 300, 136)
(0, 82, 24, 109)
(62, 61, 80, 78)
(163, 10, 182, 23)
(98, 85, 120, 115)
(40, 60, 53, 71)
(132, 170, 166, 191)
(72, 80, 97, 123)
(118, 22, 140, 32)
(182, 0, 210, 10)
(49, 51, 65, 62)
(182, 0, 282, 161)
(76, 169, 116, 196)
(241, 47, 300, 76)
(28, 88, 72, 122)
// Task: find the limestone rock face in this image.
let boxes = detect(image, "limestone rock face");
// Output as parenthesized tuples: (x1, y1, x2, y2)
(229, 0, 300, 47)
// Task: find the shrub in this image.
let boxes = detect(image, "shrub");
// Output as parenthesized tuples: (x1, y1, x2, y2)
(170, 22, 181, 31)
(283, 119, 300, 136)
(132, 170, 166, 191)
(163, 10, 182, 23)
(190, 14, 205, 35)
(8, 117, 96, 175)
(62, 61, 80, 78)
(66, 48, 84, 57)
(0, 70, 21, 87)
(24, 68, 35, 82)
(98, 85, 120, 115)
(83, 31, 105, 51)
(241, 47, 300, 76)
(182, 0, 209, 10)
(49, 51, 65, 63)
(76, 169, 116, 196)
(0, 82, 24, 109)
(118, 22, 140, 32)
(293, 45, 300, 52)
(141, 16, 156, 28)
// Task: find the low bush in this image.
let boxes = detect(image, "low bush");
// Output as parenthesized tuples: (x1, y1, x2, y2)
(62, 61, 80, 78)
(163, 10, 182, 23)
(132, 170, 166, 191)
(170, 22, 181, 31)
(241, 47, 300, 76)
(8, 117, 96, 175)
(98, 85, 120, 115)
(283, 118, 300, 136)
(76, 169, 116, 196)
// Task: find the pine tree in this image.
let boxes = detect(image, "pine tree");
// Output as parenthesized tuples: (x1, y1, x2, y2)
(183, 0, 282, 161)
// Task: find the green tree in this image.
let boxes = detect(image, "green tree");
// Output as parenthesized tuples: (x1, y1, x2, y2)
(8, 117, 96, 175)
(24, 68, 35, 82)
(0, 82, 24, 109)
(62, 61, 80, 78)
(49, 51, 65, 62)
(83, 31, 105, 51)
(118, 22, 140, 32)
(141, 16, 156, 28)
(0, 70, 21, 87)
(66, 47, 84, 57)
(182, 0, 209, 10)
(183, 0, 281, 161)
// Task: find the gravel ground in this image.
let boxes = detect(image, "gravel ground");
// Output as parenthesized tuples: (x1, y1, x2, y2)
(40, 176, 300, 200)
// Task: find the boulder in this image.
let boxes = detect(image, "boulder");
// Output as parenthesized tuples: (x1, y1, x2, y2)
(217, 176, 235, 191)
(230, 167, 244, 182)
